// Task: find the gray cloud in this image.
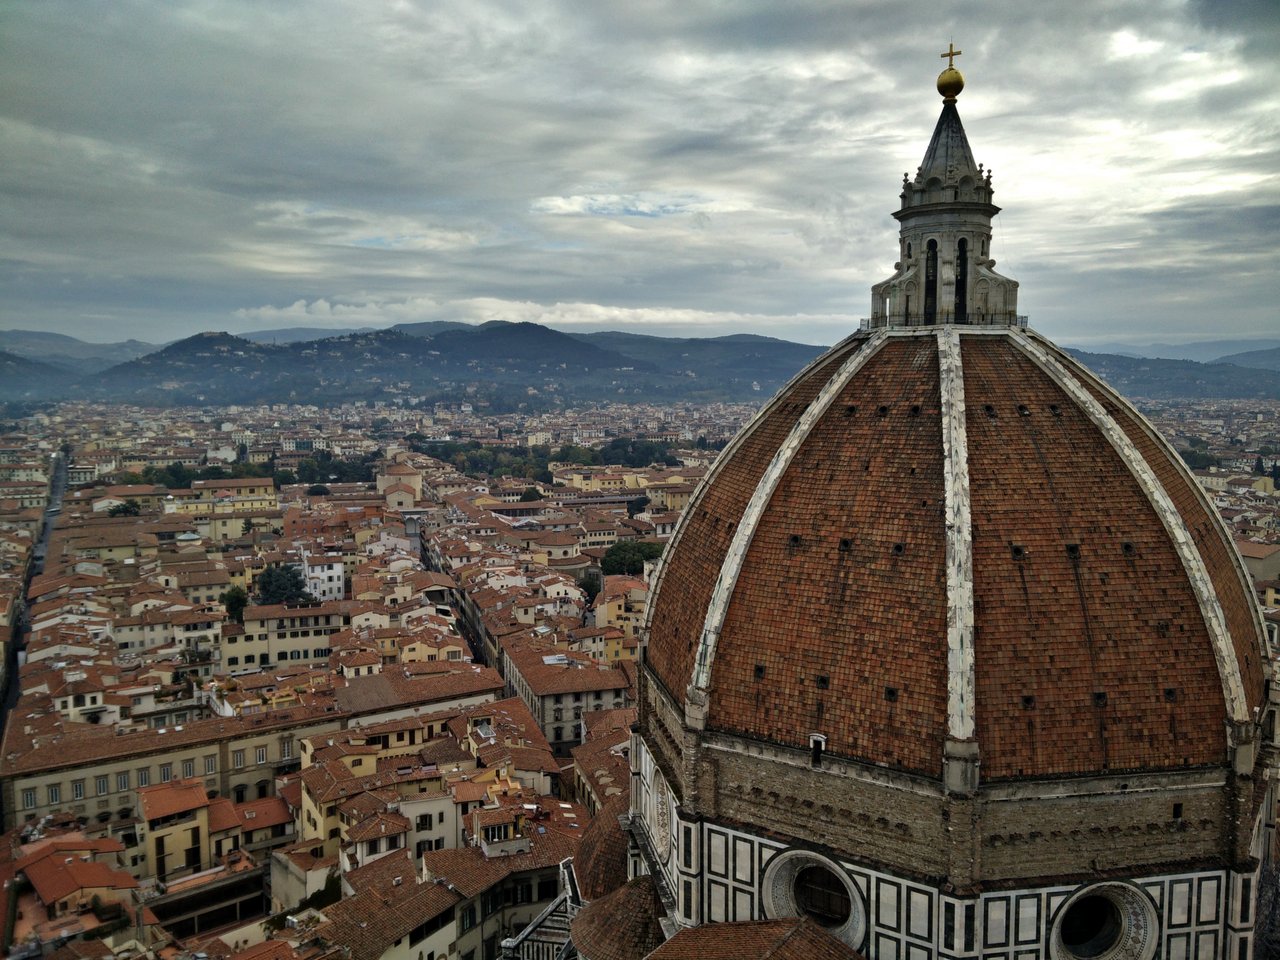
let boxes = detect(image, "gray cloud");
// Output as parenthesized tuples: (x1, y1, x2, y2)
(0, 0, 1275, 349)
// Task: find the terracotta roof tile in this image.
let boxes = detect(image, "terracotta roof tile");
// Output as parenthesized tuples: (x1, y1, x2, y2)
(962, 337, 1226, 777)
(646, 916, 863, 959)
(568, 875, 665, 960)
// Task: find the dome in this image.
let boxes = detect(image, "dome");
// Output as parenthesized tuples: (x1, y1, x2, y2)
(644, 327, 1266, 781)
(621, 59, 1276, 960)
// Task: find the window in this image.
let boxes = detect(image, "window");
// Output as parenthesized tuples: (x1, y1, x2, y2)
(117, 772, 129, 791)
(281, 739, 293, 759)
(182, 760, 195, 779)
(233, 750, 245, 768)
(72, 780, 85, 800)
(256, 746, 267, 764)
(96, 776, 109, 796)
(461, 904, 477, 932)
(137, 769, 149, 787)
(205, 755, 216, 774)
(48, 784, 61, 805)
(160, 764, 172, 783)
(245, 654, 255, 663)
(227, 656, 240, 666)
(22, 788, 36, 809)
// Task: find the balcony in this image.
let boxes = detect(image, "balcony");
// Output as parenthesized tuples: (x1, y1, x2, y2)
(861, 314, 1028, 330)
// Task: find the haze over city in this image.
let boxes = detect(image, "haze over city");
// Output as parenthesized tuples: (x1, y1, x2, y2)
(2, 0, 1277, 350)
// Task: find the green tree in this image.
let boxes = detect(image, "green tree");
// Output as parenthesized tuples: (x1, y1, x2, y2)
(577, 574, 601, 604)
(1255, 455, 1266, 475)
(601, 540, 664, 576)
(306, 484, 332, 496)
(254, 565, 314, 606)
(519, 487, 542, 502)
(107, 499, 141, 517)
(219, 585, 249, 623)
(626, 496, 650, 518)
(1178, 448, 1219, 470)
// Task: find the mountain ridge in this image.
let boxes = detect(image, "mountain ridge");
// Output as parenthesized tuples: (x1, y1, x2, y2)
(4, 324, 1280, 405)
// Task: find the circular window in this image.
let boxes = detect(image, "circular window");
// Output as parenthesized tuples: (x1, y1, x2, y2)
(762, 850, 865, 949)
(1051, 883, 1158, 960)
(1060, 895, 1121, 958)
(794, 864, 852, 928)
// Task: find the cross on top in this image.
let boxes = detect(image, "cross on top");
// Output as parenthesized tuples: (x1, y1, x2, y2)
(940, 42, 962, 68)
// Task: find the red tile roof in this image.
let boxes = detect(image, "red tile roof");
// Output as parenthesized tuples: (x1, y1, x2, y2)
(138, 779, 209, 822)
(646, 917, 863, 959)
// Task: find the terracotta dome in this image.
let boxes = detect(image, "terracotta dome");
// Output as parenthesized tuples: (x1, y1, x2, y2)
(619, 64, 1276, 960)
(645, 327, 1265, 781)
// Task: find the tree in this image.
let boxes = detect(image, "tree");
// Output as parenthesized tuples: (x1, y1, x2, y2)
(519, 487, 542, 502)
(306, 484, 331, 496)
(602, 540, 664, 576)
(1255, 455, 1266, 475)
(626, 496, 650, 518)
(219, 586, 249, 623)
(107, 499, 141, 517)
(1178, 448, 1219, 470)
(577, 574, 601, 604)
(241, 518, 253, 535)
(254, 565, 314, 606)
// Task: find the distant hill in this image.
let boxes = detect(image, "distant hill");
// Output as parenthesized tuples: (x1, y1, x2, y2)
(423, 321, 646, 369)
(0, 329, 157, 372)
(239, 326, 362, 344)
(570, 330, 823, 385)
(1066, 350, 1280, 400)
(1212, 346, 1280, 372)
(390, 321, 475, 337)
(12, 322, 1280, 406)
(0, 349, 75, 400)
(1068, 338, 1280, 363)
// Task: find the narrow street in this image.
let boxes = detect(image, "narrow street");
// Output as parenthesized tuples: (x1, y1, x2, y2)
(2, 451, 67, 716)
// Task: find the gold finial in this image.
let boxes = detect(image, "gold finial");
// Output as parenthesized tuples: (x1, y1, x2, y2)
(936, 42, 964, 100)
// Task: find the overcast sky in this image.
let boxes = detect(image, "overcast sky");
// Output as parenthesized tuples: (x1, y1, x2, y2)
(1, 0, 1276, 349)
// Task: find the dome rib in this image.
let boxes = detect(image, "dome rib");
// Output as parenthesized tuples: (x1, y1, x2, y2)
(687, 331, 890, 713)
(1011, 330, 1249, 725)
(938, 328, 977, 745)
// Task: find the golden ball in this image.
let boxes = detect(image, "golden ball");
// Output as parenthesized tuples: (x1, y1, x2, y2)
(937, 66, 964, 99)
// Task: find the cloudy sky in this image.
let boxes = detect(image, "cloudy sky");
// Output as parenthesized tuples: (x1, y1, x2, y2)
(1, 0, 1276, 349)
